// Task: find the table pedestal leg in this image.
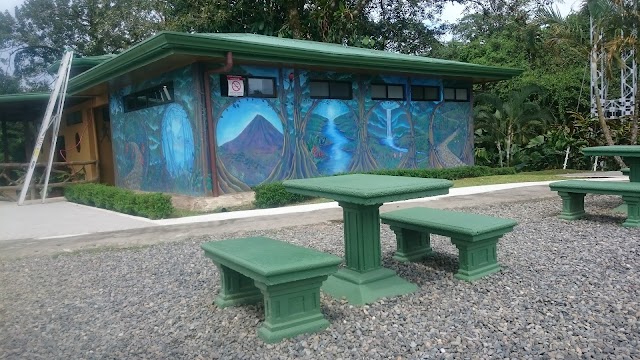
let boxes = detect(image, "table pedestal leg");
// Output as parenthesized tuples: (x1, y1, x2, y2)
(627, 159, 640, 183)
(321, 202, 417, 305)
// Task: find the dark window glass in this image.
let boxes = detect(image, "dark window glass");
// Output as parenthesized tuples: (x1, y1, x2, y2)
(371, 84, 387, 99)
(123, 82, 174, 112)
(371, 84, 405, 100)
(444, 87, 469, 102)
(411, 85, 440, 101)
(310, 81, 352, 99)
(329, 82, 351, 99)
(310, 81, 330, 97)
(247, 77, 276, 97)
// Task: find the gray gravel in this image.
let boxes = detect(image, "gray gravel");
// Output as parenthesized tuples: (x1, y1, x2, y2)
(1, 195, 639, 359)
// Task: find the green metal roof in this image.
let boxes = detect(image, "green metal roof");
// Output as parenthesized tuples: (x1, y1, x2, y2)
(0, 92, 52, 103)
(48, 54, 117, 73)
(68, 32, 523, 94)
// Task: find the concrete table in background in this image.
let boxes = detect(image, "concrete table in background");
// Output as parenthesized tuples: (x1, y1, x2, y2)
(583, 145, 640, 213)
(283, 174, 453, 305)
(582, 145, 640, 182)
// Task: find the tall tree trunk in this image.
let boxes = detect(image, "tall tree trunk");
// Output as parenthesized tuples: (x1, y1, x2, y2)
(349, 77, 377, 172)
(399, 108, 417, 169)
(496, 142, 504, 168)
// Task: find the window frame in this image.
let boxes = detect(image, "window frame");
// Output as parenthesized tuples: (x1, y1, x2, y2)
(123, 82, 174, 113)
(411, 85, 441, 102)
(371, 83, 405, 100)
(443, 87, 470, 102)
(246, 76, 277, 98)
(309, 80, 353, 100)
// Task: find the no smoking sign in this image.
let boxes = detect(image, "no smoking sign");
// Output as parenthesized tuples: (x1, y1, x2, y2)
(227, 76, 244, 97)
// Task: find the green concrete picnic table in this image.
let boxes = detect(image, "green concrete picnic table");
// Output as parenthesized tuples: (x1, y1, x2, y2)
(283, 174, 453, 305)
(582, 145, 640, 182)
(582, 145, 640, 213)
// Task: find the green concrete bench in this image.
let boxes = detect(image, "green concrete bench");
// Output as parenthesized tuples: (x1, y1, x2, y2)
(549, 180, 640, 227)
(622, 168, 630, 176)
(201, 237, 341, 343)
(380, 208, 517, 282)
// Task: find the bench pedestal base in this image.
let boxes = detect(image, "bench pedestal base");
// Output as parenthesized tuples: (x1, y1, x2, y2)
(215, 265, 262, 308)
(214, 266, 331, 343)
(389, 226, 432, 262)
(451, 238, 501, 281)
(322, 268, 417, 306)
(557, 191, 640, 227)
(255, 277, 330, 343)
(558, 192, 586, 220)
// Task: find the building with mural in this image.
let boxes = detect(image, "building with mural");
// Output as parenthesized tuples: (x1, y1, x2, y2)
(0, 32, 521, 198)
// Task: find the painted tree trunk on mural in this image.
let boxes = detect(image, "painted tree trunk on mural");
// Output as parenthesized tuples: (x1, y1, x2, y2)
(399, 107, 417, 169)
(212, 99, 251, 193)
(349, 77, 377, 172)
(265, 68, 319, 181)
(429, 102, 445, 168)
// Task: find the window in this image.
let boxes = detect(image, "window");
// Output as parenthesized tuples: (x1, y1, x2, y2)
(371, 84, 405, 100)
(411, 85, 440, 101)
(123, 82, 174, 112)
(310, 81, 352, 99)
(220, 76, 277, 98)
(247, 77, 276, 97)
(65, 111, 83, 126)
(443, 87, 469, 102)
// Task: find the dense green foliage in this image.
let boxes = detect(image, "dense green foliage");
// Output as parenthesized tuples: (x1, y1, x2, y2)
(65, 183, 174, 219)
(254, 166, 517, 208)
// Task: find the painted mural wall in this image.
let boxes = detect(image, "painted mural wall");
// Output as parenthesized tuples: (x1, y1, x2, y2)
(109, 65, 207, 195)
(211, 66, 473, 195)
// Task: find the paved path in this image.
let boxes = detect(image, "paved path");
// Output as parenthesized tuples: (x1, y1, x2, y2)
(0, 174, 627, 259)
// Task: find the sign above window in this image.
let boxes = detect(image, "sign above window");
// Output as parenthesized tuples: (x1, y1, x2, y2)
(227, 76, 244, 97)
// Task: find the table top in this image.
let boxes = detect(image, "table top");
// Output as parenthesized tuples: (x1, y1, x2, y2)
(582, 145, 640, 158)
(283, 174, 452, 205)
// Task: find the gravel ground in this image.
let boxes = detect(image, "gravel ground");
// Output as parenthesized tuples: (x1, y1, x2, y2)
(1, 196, 639, 359)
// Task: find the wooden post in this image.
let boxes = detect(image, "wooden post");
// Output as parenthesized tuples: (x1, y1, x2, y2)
(1, 120, 8, 162)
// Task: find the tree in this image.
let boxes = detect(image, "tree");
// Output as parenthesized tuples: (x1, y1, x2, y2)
(164, 0, 445, 54)
(541, 0, 639, 168)
(0, 0, 165, 88)
(474, 85, 551, 167)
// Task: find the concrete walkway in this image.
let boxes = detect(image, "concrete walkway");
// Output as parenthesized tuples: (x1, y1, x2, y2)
(0, 173, 627, 259)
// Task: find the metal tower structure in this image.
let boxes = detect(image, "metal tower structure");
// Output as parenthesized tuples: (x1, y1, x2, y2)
(590, 16, 637, 119)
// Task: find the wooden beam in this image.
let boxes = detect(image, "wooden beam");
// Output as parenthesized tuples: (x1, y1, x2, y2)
(1, 120, 7, 162)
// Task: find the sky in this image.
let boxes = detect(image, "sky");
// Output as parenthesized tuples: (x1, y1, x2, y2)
(1, 0, 581, 18)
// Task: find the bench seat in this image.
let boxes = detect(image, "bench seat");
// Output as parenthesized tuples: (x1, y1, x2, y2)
(621, 168, 630, 176)
(201, 237, 341, 343)
(380, 207, 517, 281)
(548, 180, 640, 227)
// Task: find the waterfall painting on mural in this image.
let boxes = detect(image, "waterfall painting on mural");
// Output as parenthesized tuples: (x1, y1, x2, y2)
(216, 98, 284, 187)
(305, 100, 356, 175)
(368, 101, 411, 169)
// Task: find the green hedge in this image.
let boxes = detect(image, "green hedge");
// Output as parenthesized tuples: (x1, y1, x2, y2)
(253, 182, 312, 208)
(363, 165, 516, 180)
(64, 183, 174, 219)
(253, 166, 517, 208)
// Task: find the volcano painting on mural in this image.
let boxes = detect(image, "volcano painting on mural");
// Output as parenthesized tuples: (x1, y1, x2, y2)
(216, 98, 284, 186)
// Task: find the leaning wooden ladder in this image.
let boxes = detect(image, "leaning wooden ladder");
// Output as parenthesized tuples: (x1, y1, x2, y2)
(18, 51, 74, 205)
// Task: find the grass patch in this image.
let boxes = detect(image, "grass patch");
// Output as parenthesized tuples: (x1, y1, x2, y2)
(452, 169, 584, 187)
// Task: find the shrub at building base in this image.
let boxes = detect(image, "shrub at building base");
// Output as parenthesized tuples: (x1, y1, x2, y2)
(253, 182, 312, 208)
(65, 183, 174, 219)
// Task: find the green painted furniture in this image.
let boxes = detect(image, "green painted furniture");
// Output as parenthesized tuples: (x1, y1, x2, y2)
(283, 174, 452, 305)
(582, 146, 640, 183)
(201, 237, 342, 343)
(622, 168, 630, 176)
(380, 207, 517, 281)
(549, 180, 640, 227)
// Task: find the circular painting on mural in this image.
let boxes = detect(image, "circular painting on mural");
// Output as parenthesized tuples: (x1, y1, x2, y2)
(367, 101, 411, 169)
(216, 98, 284, 187)
(162, 103, 195, 178)
(304, 100, 356, 176)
